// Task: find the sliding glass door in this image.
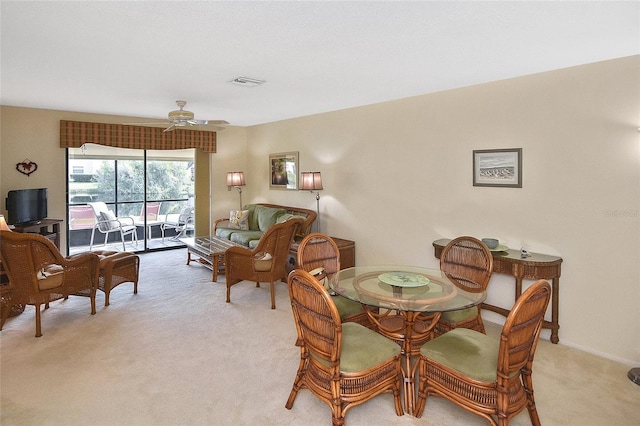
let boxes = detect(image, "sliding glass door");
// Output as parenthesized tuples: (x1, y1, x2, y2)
(67, 144, 195, 254)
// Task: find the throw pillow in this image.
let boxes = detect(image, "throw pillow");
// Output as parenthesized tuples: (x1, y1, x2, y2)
(99, 211, 117, 231)
(253, 251, 273, 272)
(228, 210, 249, 230)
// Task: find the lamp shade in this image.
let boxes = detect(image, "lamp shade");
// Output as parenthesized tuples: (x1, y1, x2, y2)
(300, 172, 323, 191)
(0, 215, 11, 231)
(226, 171, 246, 187)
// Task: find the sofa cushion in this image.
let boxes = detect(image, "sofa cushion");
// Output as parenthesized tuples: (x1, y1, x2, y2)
(228, 209, 249, 230)
(230, 230, 264, 247)
(215, 228, 236, 240)
(244, 204, 259, 230)
(254, 205, 286, 232)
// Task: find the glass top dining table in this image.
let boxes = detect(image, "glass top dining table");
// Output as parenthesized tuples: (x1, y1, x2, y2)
(329, 265, 487, 416)
(328, 265, 486, 313)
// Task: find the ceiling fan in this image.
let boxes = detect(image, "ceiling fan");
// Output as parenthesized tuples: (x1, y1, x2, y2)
(128, 100, 228, 132)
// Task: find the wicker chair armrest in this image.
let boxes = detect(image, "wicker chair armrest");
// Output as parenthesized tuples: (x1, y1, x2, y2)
(225, 245, 255, 258)
(214, 218, 231, 230)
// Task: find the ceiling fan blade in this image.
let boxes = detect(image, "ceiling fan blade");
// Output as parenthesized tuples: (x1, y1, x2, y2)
(163, 123, 177, 132)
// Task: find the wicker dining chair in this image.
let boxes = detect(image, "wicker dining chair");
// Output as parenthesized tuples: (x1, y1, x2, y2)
(415, 279, 551, 425)
(435, 236, 493, 336)
(225, 218, 303, 309)
(0, 230, 99, 337)
(285, 269, 404, 425)
(296, 233, 375, 330)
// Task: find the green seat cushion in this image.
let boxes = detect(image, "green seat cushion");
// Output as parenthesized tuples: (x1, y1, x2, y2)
(215, 228, 235, 240)
(248, 239, 260, 249)
(230, 230, 264, 247)
(421, 328, 498, 382)
(253, 205, 286, 232)
(332, 295, 365, 319)
(441, 306, 478, 324)
(339, 322, 401, 373)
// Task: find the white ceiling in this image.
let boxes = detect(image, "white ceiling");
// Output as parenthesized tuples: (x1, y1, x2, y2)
(1, 1, 638, 127)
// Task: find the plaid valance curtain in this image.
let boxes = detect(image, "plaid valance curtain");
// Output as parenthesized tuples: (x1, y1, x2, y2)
(60, 120, 217, 153)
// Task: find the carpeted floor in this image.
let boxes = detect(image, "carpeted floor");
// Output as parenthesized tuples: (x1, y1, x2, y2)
(1, 249, 639, 425)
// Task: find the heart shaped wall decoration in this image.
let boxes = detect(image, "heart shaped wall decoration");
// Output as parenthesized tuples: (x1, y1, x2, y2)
(16, 160, 38, 177)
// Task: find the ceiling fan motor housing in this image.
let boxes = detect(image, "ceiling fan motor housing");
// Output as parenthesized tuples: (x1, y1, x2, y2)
(168, 109, 194, 121)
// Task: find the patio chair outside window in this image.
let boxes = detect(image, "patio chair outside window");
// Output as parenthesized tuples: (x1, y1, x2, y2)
(161, 205, 194, 241)
(88, 202, 138, 251)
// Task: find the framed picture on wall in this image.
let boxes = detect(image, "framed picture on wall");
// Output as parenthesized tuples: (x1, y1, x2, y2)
(269, 151, 299, 190)
(473, 148, 522, 188)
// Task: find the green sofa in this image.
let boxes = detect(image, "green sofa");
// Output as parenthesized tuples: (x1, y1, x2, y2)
(214, 203, 316, 248)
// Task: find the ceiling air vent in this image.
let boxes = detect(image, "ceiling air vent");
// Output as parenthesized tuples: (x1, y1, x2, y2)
(229, 77, 265, 87)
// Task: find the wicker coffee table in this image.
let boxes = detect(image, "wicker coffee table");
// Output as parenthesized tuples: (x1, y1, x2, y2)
(181, 236, 243, 282)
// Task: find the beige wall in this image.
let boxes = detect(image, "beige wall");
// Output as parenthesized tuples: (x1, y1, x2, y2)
(1, 56, 639, 364)
(215, 56, 640, 364)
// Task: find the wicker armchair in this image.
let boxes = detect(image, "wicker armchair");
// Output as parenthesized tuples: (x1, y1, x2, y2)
(434, 236, 493, 336)
(285, 269, 404, 425)
(415, 279, 551, 425)
(296, 233, 375, 330)
(225, 218, 303, 309)
(0, 230, 99, 337)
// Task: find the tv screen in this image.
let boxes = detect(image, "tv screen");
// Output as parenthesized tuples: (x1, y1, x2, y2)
(5, 188, 48, 225)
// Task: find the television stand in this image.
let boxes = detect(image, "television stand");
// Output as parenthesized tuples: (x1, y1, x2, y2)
(12, 219, 63, 250)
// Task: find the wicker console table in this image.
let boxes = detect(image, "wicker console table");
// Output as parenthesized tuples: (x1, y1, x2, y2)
(433, 238, 563, 344)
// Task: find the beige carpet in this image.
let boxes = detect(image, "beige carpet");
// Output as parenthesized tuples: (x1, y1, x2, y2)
(1, 249, 639, 425)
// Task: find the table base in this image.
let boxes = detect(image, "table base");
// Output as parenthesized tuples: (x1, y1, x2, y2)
(182, 236, 242, 282)
(364, 307, 441, 416)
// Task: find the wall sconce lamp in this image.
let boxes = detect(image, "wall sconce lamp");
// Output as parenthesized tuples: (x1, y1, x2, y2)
(300, 172, 323, 233)
(226, 171, 246, 210)
(0, 215, 11, 231)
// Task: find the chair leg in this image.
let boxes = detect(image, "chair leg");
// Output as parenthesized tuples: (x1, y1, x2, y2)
(0, 300, 12, 330)
(414, 359, 428, 418)
(285, 349, 308, 410)
(104, 288, 111, 306)
(90, 227, 96, 251)
(270, 281, 276, 309)
(523, 370, 541, 426)
(34, 303, 42, 337)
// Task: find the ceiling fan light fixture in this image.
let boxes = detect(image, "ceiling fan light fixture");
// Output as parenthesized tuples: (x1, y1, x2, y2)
(229, 77, 265, 87)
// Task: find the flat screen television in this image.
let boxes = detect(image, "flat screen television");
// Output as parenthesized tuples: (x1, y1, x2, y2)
(5, 188, 48, 225)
